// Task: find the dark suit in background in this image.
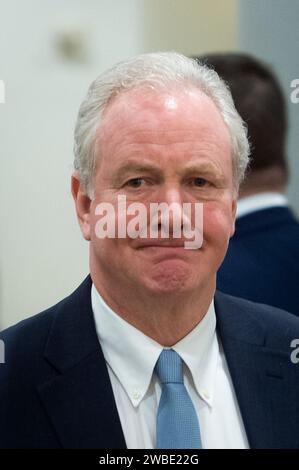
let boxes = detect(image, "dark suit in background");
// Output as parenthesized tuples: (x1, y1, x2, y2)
(218, 206, 299, 316)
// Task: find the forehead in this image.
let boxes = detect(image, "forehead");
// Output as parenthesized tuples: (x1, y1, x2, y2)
(97, 86, 232, 159)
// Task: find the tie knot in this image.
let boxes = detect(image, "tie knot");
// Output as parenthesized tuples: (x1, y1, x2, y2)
(155, 349, 184, 384)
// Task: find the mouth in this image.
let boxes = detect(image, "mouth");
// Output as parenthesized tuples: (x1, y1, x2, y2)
(136, 244, 192, 261)
(140, 244, 186, 249)
(136, 239, 187, 249)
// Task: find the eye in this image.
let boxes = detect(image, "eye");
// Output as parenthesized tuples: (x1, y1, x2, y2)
(192, 177, 209, 187)
(125, 177, 145, 188)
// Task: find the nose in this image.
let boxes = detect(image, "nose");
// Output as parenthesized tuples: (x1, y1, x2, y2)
(163, 186, 184, 206)
(152, 184, 185, 238)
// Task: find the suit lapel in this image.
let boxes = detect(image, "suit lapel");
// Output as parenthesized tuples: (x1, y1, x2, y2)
(215, 291, 299, 449)
(37, 276, 126, 449)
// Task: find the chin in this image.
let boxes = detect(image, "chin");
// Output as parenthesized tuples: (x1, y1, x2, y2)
(142, 264, 197, 294)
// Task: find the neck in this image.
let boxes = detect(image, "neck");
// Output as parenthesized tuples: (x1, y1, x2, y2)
(91, 264, 215, 347)
(239, 186, 285, 199)
(239, 167, 287, 199)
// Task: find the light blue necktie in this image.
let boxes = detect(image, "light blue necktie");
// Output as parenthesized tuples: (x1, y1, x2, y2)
(155, 348, 202, 449)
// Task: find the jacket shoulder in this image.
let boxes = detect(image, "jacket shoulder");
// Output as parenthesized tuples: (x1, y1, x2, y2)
(0, 295, 70, 372)
(215, 290, 299, 350)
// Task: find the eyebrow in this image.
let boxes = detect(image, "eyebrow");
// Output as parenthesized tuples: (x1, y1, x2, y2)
(112, 162, 162, 182)
(112, 159, 226, 182)
(181, 161, 226, 181)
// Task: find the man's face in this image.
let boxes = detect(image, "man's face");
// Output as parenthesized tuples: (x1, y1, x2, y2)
(86, 86, 236, 296)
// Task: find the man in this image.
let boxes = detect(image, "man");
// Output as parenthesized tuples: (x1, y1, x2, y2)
(197, 53, 299, 316)
(1, 52, 299, 449)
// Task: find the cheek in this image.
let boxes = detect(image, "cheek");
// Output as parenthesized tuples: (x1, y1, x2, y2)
(89, 203, 132, 259)
(203, 202, 234, 247)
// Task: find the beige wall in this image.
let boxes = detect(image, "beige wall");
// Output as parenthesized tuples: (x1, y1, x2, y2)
(0, 0, 237, 329)
(142, 0, 236, 55)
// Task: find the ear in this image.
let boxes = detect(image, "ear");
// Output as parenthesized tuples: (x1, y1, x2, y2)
(71, 172, 92, 241)
(229, 198, 237, 238)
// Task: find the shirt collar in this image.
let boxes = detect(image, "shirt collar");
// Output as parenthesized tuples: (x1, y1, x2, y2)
(237, 192, 288, 219)
(91, 283, 218, 408)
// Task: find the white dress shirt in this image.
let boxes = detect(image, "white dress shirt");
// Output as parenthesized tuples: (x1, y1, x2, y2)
(91, 284, 249, 449)
(237, 192, 288, 219)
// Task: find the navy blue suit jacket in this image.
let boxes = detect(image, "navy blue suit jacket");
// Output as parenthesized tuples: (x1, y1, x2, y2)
(217, 207, 299, 316)
(1, 275, 299, 448)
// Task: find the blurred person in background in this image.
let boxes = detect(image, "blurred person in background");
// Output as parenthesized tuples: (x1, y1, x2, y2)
(196, 53, 299, 316)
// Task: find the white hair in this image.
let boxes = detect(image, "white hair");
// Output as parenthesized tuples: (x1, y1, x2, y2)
(74, 51, 250, 196)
